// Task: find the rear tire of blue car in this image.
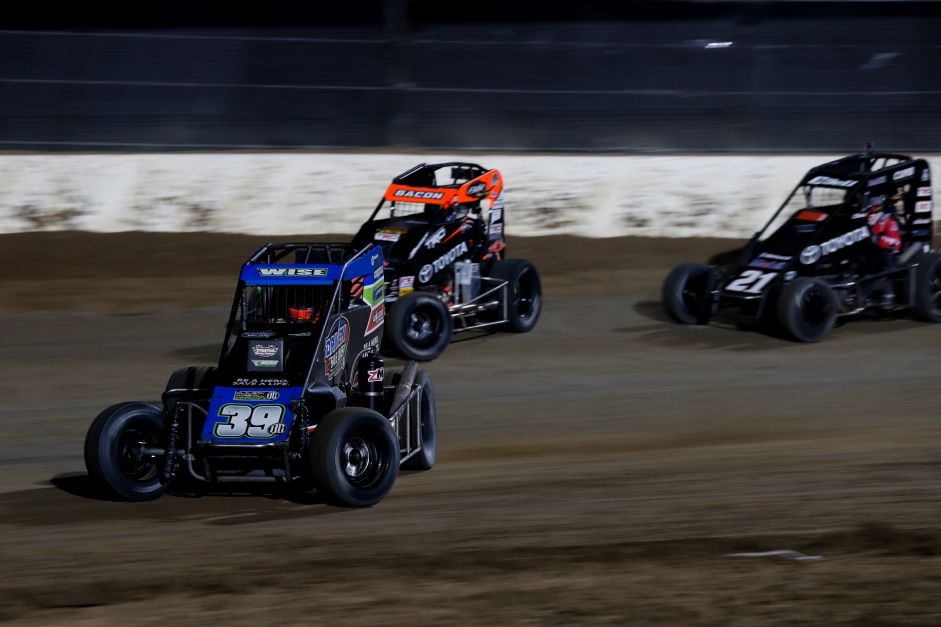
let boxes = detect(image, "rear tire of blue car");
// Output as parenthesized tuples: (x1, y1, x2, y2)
(777, 277, 837, 342)
(912, 252, 941, 322)
(84, 402, 169, 501)
(312, 407, 400, 507)
(662, 263, 714, 324)
(386, 292, 453, 361)
(401, 370, 437, 471)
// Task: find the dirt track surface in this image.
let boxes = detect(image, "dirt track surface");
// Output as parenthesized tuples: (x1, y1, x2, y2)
(1, 232, 941, 625)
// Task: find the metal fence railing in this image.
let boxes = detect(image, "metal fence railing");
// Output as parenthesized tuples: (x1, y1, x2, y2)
(0, 14, 939, 152)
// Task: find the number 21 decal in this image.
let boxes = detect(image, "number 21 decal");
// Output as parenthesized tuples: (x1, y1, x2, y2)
(725, 270, 777, 294)
(213, 404, 287, 438)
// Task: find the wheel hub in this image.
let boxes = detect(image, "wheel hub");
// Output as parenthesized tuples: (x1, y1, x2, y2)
(343, 437, 372, 479)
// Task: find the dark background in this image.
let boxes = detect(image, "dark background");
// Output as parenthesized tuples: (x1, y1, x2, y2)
(1, 1, 939, 152)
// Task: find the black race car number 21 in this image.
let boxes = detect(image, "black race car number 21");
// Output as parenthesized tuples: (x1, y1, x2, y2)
(213, 404, 287, 438)
(726, 270, 778, 294)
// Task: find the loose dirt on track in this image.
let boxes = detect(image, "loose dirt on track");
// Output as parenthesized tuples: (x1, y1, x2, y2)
(1, 232, 940, 625)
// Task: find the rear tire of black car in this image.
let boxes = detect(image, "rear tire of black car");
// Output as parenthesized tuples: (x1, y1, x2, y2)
(401, 370, 437, 471)
(84, 402, 169, 501)
(311, 407, 400, 507)
(912, 252, 941, 322)
(777, 277, 837, 342)
(488, 259, 542, 332)
(662, 263, 714, 325)
(386, 292, 453, 361)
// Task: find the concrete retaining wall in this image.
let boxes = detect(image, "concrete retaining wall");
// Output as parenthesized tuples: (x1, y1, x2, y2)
(0, 153, 936, 238)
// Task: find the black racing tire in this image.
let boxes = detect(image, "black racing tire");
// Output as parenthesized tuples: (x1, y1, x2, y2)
(662, 263, 714, 325)
(401, 370, 437, 471)
(488, 258, 542, 333)
(385, 292, 453, 361)
(776, 277, 838, 343)
(311, 407, 400, 507)
(912, 252, 941, 322)
(84, 402, 168, 501)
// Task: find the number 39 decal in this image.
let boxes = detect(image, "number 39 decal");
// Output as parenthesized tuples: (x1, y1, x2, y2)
(725, 270, 778, 294)
(213, 404, 287, 438)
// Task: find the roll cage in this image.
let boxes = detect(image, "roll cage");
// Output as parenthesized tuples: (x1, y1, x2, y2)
(218, 242, 378, 390)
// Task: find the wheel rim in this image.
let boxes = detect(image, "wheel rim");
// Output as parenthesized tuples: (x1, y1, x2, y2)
(800, 285, 832, 327)
(117, 421, 161, 481)
(513, 268, 541, 322)
(405, 305, 440, 348)
(340, 428, 389, 488)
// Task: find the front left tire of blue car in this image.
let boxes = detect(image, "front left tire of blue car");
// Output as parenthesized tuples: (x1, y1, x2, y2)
(311, 407, 401, 507)
(84, 402, 169, 501)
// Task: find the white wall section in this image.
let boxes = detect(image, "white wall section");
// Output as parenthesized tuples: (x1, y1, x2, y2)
(0, 153, 936, 237)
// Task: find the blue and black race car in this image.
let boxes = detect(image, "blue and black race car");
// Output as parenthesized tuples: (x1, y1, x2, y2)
(85, 242, 436, 507)
(663, 151, 940, 341)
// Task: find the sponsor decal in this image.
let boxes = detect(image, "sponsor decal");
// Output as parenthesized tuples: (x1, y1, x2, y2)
(490, 208, 503, 222)
(364, 335, 380, 350)
(367, 368, 384, 383)
(918, 187, 932, 197)
(800, 245, 822, 265)
(893, 166, 915, 181)
(242, 331, 275, 338)
(867, 176, 887, 187)
(324, 317, 350, 378)
(399, 275, 415, 296)
(257, 267, 328, 277)
(418, 241, 470, 283)
(425, 227, 447, 249)
(394, 189, 445, 200)
(248, 339, 283, 372)
(916, 201, 932, 213)
(851, 211, 869, 219)
(288, 331, 312, 337)
(466, 181, 487, 197)
(922, 169, 930, 182)
(491, 172, 500, 186)
(251, 344, 279, 358)
(491, 192, 506, 211)
(489, 223, 504, 236)
(233, 390, 281, 401)
(808, 175, 856, 188)
(489, 241, 507, 254)
(370, 252, 380, 266)
(374, 267, 383, 279)
(912, 218, 932, 225)
(796, 210, 828, 222)
(913, 229, 932, 236)
(749, 252, 792, 270)
(375, 232, 400, 242)
(233, 377, 290, 387)
(799, 226, 870, 264)
(365, 302, 385, 336)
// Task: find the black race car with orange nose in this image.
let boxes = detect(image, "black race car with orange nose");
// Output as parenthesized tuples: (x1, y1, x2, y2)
(663, 151, 941, 342)
(352, 162, 542, 360)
